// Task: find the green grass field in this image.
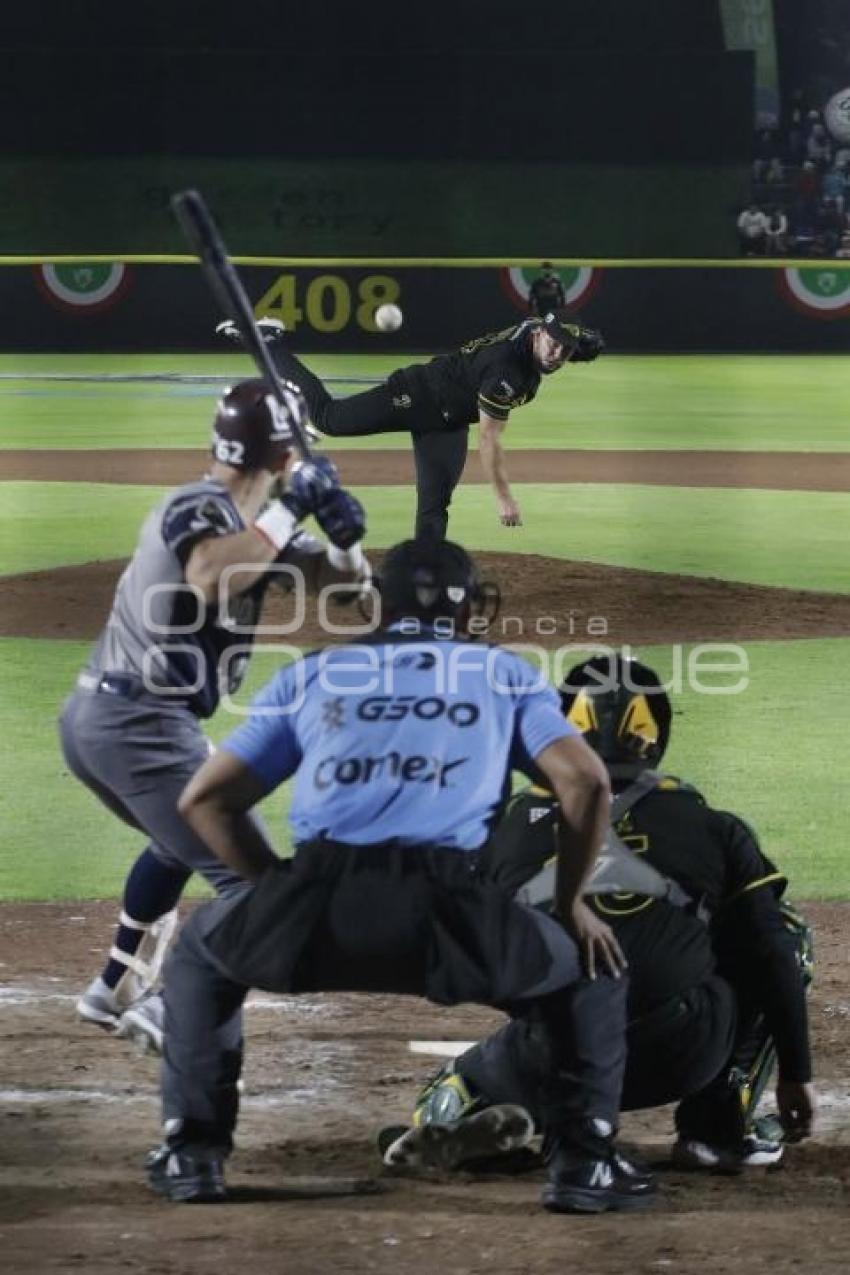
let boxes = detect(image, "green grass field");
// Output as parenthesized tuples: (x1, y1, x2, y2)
(1, 352, 848, 451)
(1, 352, 848, 900)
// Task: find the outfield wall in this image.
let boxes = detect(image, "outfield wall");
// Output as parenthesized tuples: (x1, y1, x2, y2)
(2, 261, 849, 354)
(0, 160, 748, 258)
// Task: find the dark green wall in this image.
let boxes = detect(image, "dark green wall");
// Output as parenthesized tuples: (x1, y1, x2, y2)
(2, 159, 748, 258)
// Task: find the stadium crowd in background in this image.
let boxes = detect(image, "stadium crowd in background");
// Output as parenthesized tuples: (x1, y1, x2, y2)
(737, 94, 850, 258)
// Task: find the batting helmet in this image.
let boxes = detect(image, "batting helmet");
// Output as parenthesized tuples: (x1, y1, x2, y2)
(559, 653, 671, 772)
(211, 378, 305, 471)
(379, 538, 500, 629)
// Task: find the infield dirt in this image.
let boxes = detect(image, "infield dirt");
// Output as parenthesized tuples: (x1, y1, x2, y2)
(0, 902, 848, 1275)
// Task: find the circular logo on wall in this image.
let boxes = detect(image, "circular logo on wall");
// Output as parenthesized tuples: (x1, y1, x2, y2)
(778, 267, 850, 319)
(500, 265, 600, 314)
(35, 263, 130, 314)
(824, 87, 850, 144)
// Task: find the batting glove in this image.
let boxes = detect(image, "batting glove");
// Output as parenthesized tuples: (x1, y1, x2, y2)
(284, 456, 340, 517)
(316, 488, 367, 550)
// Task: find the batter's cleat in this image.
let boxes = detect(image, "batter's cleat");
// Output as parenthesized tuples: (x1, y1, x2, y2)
(146, 1144, 227, 1203)
(542, 1143, 657, 1215)
(117, 992, 164, 1055)
(671, 1125, 784, 1172)
(382, 1104, 535, 1171)
(76, 976, 122, 1031)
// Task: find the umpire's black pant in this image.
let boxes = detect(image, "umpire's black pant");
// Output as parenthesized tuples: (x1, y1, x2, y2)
(454, 973, 736, 1122)
(272, 348, 468, 541)
(160, 842, 627, 1154)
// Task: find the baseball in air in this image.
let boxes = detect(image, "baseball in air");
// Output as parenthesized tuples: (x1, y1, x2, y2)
(375, 303, 403, 332)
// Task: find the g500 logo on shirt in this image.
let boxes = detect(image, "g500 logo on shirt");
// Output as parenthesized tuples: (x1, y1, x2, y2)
(356, 696, 479, 727)
(313, 752, 468, 789)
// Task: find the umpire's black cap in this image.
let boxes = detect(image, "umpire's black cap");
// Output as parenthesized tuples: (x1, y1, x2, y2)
(380, 539, 487, 624)
(541, 309, 606, 362)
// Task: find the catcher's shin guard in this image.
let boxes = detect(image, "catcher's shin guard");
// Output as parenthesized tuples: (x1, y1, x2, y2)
(729, 900, 814, 1137)
(413, 1064, 483, 1128)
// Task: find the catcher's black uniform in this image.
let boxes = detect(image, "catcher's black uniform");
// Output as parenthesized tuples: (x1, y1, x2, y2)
(271, 323, 543, 540)
(465, 775, 811, 1137)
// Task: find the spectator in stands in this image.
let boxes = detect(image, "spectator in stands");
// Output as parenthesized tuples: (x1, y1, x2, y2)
(764, 207, 789, 256)
(765, 157, 786, 188)
(786, 110, 806, 165)
(789, 204, 817, 257)
(816, 198, 843, 256)
(807, 123, 832, 170)
(835, 231, 850, 259)
(752, 129, 779, 182)
(795, 160, 820, 206)
(737, 204, 768, 256)
(822, 163, 847, 215)
(528, 263, 566, 316)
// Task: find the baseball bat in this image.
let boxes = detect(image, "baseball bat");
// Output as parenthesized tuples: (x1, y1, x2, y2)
(170, 188, 313, 461)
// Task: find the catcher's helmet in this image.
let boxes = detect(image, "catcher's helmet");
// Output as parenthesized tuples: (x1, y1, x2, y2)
(559, 653, 671, 772)
(379, 538, 499, 629)
(211, 378, 305, 471)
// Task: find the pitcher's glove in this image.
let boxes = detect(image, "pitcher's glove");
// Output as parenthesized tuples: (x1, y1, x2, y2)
(570, 326, 605, 363)
(316, 488, 366, 550)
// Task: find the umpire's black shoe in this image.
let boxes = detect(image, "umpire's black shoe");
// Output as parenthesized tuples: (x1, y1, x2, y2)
(146, 1143, 227, 1203)
(542, 1142, 657, 1214)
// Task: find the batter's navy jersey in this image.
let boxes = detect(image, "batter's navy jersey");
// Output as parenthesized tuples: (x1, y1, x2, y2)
(223, 632, 577, 851)
(85, 479, 328, 719)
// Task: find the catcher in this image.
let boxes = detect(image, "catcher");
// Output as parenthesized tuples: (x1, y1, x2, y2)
(383, 653, 815, 1174)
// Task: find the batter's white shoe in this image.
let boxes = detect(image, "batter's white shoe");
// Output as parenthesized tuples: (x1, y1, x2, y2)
(118, 993, 164, 1055)
(76, 976, 122, 1031)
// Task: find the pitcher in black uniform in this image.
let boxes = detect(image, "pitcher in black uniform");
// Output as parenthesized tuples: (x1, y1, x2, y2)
(220, 311, 603, 539)
(384, 654, 815, 1174)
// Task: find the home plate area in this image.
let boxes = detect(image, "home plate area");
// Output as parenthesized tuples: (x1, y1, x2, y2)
(0, 902, 848, 1275)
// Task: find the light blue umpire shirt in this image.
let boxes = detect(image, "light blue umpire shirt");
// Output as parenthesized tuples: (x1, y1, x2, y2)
(222, 626, 577, 852)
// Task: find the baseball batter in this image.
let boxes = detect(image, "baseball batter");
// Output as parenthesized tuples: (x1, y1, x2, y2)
(219, 310, 604, 539)
(146, 540, 656, 1214)
(60, 379, 369, 1051)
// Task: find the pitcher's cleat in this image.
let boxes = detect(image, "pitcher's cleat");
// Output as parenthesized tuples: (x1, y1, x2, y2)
(76, 976, 122, 1031)
(215, 317, 287, 345)
(146, 1144, 227, 1203)
(382, 1104, 535, 1171)
(117, 992, 164, 1055)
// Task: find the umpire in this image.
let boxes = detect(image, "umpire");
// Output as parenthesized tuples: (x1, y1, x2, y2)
(150, 539, 656, 1215)
(221, 311, 603, 539)
(394, 653, 815, 1172)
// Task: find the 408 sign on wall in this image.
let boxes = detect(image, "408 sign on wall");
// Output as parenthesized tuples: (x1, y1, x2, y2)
(254, 272, 402, 333)
(5, 261, 850, 351)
